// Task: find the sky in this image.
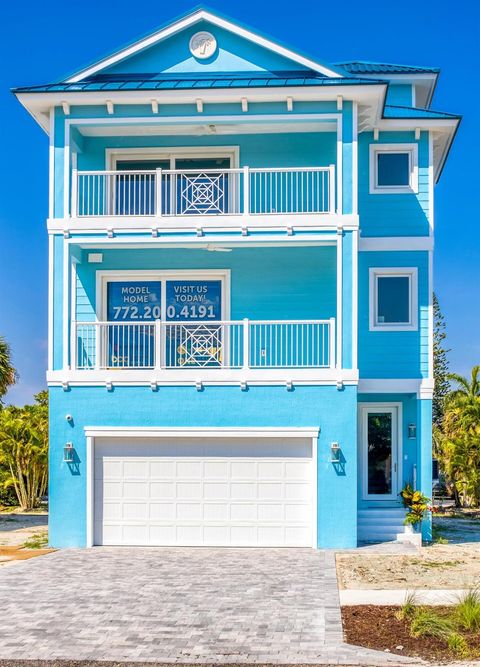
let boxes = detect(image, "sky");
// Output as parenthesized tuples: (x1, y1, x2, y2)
(1, 0, 479, 405)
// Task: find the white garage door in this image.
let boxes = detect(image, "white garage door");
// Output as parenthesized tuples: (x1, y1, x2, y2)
(94, 437, 314, 547)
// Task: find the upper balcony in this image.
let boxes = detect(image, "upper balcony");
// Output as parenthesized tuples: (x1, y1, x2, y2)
(72, 165, 335, 221)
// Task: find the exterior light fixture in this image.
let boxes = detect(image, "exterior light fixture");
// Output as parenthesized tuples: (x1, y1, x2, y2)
(63, 442, 75, 463)
(330, 442, 341, 463)
(408, 423, 417, 439)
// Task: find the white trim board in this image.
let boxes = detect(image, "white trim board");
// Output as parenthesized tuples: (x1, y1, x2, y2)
(66, 9, 344, 83)
(359, 237, 433, 252)
(84, 426, 320, 438)
(358, 378, 433, 399)
(106, 145, 240, 170)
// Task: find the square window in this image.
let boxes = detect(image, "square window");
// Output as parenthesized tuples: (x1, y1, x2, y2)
(369, 144, 418, 194)
(369, 268, 418, 331)
(377, 153, 410, 187)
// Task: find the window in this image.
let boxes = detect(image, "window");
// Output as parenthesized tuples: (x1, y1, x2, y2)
(369, 143, 418, 194)
(369, 268, 418, 331)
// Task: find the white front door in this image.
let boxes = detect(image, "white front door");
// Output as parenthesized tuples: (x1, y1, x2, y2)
(359, 405, 400, 501)
(94, 437, 314, 547)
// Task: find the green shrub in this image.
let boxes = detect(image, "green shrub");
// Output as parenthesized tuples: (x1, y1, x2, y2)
(447, 632, 469, 658)
(455, 588, 480, 632)
(410, 608, 454, 640)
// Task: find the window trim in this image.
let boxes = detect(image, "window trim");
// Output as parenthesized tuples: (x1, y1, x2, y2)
(369, 267, 418, 331)
(369, 143, 419, 194)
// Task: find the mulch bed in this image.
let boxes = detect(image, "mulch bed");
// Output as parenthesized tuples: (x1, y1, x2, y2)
(0, 546, 54, 563)
(342, 605, 480, 662)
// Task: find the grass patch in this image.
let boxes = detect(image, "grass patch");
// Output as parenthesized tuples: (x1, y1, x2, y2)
(455, 588, 480, 632)
(22, 532, 48, 549)
(410, 608, 455, 639)
(395, 591, 417, 621)
(447, 632, 470, 658)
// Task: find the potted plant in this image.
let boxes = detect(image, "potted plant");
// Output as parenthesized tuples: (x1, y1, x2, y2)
(400, 483, 430, 532)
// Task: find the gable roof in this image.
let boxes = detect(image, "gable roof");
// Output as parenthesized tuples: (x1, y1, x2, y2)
(65, 6, 346, 84)
(337, 61, 440, 75)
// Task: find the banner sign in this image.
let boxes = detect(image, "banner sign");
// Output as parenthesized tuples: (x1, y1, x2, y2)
(165, 280, 222, 321)
(107, 281, 161, 321)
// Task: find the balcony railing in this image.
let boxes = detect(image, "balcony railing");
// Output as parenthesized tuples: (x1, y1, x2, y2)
(73, 319, 335, 371)
(72, 166, 335, 217)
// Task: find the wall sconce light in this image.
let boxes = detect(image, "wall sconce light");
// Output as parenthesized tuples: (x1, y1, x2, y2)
(63, 442, 75, 463)
(330, 442, 341, 463)
(408, 423, 417, 439)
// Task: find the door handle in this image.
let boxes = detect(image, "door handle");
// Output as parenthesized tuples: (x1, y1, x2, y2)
(394, 462, 397, 473)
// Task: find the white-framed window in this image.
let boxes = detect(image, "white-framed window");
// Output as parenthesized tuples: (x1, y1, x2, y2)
(369, 143, 418, 194)
(369, 267, 418, 331)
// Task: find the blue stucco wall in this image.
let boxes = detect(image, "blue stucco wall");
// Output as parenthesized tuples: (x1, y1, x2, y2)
(358, 250, 429, 378)
(49, 384, 358, 549)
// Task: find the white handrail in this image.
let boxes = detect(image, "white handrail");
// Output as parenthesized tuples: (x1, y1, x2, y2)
(73, 166, 335, 217)
(74, 319, 335, 370)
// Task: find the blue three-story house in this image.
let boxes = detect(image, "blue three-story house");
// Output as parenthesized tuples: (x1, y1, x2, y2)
(14, 8, 460, 548)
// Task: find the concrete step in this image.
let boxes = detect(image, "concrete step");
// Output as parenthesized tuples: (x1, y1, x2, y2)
(358, 507, 406, 543)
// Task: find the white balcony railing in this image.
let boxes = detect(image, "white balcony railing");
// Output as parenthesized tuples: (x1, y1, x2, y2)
(73, 319, 335, 371)
(72, 166, 335, 217)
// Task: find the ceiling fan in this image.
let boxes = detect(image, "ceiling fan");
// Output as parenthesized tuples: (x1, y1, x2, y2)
(206, 244, 232, 253)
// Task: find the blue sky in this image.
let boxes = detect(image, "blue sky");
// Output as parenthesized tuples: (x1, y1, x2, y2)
(1, 0, 478, 405)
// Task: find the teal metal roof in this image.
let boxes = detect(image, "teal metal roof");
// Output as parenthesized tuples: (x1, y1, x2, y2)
(337, 61, 439, 75)
(12, 72, 386, 94)
(384, 105, 460, 119)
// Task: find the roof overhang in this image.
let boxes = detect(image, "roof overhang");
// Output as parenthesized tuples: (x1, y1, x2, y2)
(14, 82, 387, 133)
(65, 8, 345, 83)
(378, 116, 460, 182)
(352, 72, 438, 108)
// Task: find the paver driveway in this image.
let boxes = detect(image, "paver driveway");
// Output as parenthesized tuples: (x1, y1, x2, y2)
(0, 548, 415, 664)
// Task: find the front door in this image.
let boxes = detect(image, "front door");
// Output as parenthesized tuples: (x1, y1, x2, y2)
(360, 405, 400, 500)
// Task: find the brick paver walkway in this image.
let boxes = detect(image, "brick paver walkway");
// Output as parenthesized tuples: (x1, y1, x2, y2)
(0, 548, 416, 664)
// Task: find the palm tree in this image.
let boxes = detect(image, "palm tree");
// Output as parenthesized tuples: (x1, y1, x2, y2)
(448, 365, 480, 402)
(0, 336, 17, 404)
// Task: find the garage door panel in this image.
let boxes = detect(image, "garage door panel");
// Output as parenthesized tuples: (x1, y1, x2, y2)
(149, 503, 175, 520)
(149, 460, 176, 478)
(203, 482, 229, 499)
(230, 503, 257, 521)
(203, 503, 229, 521)
(123, 482, 148, 499)
(94, 438, 314, 547)
(230, 482, 256, 500)
(176, 482, 202, 499)
(176, 460, 203, 478)
(150, 482, 175, 499)
(204, 461, 229, 478)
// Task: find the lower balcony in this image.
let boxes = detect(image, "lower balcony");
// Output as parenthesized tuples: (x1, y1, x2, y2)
(72, 318, 336, 383)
